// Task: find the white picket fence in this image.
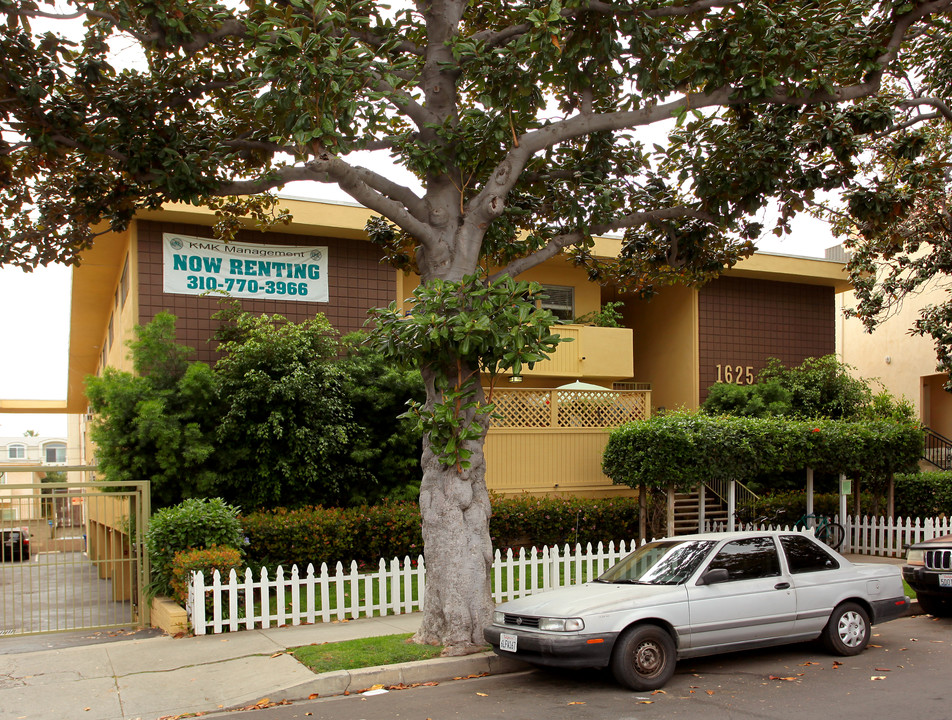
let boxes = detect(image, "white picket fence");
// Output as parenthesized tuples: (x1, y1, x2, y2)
(187, 514, 952, 635)
(188, 539, 638, 635)
(843, 514, 952, 556)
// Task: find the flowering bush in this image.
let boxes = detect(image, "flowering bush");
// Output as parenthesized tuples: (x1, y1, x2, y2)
(146, 497, 244, 597)
(170, 546, 244, 607)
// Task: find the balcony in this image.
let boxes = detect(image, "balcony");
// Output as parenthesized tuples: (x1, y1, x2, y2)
(518, 325, 633, 381)
(484, 386, 651, 498)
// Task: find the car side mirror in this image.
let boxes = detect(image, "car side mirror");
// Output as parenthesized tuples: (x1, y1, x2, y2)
(698, 568, 730, 586)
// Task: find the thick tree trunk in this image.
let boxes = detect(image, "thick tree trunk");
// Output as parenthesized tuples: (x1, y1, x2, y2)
(412, 365, 495, 655)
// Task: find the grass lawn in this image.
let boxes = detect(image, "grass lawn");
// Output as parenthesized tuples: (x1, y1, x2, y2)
(292, 633, 444, 674)
(904, 579, 917, 599)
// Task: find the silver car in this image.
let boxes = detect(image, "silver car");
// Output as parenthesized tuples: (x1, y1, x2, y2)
(485, 531, 909, 690)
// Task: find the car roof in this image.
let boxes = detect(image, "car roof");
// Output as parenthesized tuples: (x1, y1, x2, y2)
(650, 530, 817, 543)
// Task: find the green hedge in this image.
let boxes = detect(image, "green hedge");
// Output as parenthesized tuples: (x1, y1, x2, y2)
(740, 473, 952, 521)
(603, 412, 923, 492)
(240, 496, 646, 569)
(895, 472, 952, 518)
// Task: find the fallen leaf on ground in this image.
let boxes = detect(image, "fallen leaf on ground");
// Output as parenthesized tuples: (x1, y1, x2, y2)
(652, 690, 667, 695)
(270, 652, 284, 658)
(769, 676, 798, 681)
(476, 692, 489, 697)
(567, 701, 585, 705)
(637, 701, 654, 704)
(870, 676, 887, 681)
(874, 668, 891, 672)
(799, 661, 820, 666)
(308, 694, 319, 700)
(706, 690, 715, 696)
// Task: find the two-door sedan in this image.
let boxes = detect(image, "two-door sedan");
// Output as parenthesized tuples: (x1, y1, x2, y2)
(485, 531, 909, 690)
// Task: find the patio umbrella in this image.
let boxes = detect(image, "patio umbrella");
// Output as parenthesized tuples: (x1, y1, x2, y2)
(556, 380, 610, 391)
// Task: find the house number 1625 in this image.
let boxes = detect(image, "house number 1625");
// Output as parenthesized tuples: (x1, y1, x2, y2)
(716, 364, 754, 385)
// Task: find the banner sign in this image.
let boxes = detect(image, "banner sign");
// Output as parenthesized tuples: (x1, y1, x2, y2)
(163, 233, 328, 302)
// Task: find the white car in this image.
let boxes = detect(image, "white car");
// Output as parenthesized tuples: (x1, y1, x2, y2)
(485, 531, 909, 690)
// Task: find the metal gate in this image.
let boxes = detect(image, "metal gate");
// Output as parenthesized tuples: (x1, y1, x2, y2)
(0, 481, 149, 637)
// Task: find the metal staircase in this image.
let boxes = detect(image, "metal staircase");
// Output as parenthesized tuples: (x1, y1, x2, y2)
(923, 427, 952, 470)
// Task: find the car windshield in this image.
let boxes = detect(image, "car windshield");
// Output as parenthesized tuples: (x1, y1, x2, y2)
(596, 540, 717, 585)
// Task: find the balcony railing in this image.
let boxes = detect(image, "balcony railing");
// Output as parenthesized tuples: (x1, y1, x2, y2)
(488, 388, 650, 429)
(519, 324, 633, 379)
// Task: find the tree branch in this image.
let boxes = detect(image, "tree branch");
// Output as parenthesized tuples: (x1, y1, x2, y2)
(218, 151, 433, 245)
(489, 207, 715, 280)
(473, 0, 741, 50)
(900, 97, 952, 122)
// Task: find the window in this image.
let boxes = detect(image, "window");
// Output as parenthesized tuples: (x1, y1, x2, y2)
(780, 535, 839, 573)
(44, 443, 66, 464)
(705, 537, 781, 581)
(7, 444, 25, 460)
(540, 285, 575, 322)
(120, 256, 130, 308)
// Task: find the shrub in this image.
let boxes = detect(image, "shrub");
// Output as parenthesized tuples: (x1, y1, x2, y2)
(604, 412, 923, 492)
(241, 502, 423, 570)
(240, 496, 650, 570)
(489, 495, 643, 548)
(170, 546, 244, 607)
(894, 472, 952, 518)
(146, 497, 244, 597)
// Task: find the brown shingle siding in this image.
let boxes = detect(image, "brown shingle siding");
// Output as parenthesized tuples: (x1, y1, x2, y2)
(136, 220, 394, 365)
(698, 277, 834, 402)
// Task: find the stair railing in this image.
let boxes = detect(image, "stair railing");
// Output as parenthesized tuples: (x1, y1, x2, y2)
(923, 427, 952, 471)
(704, 478, 760, 529)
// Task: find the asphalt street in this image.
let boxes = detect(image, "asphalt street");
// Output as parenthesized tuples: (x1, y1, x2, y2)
(206, 613, 951, 720)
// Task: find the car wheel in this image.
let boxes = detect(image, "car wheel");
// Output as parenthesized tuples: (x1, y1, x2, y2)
(822, 602, 870, 656)
(610, 624, 676, 691)
(916, 593, 952, 617)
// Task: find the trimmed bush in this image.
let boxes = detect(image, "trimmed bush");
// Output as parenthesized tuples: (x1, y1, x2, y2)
(146, 497, 244, 597)
(604, 412, 923, 492)
(170, 546, 244, 607)
(895, 472, 952, 518)
(240, 496, 648, 570)
(489, 494, 643, 548)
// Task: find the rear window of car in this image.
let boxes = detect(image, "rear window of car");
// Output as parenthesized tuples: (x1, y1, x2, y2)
(780, 534, 839, 573)
(705, 536, 781, 581)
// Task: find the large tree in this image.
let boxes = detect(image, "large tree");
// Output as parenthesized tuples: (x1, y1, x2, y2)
(4, 0, 952, 653)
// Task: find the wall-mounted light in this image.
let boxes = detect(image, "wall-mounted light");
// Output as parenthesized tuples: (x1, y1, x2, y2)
(508, 375, 523, 384)
(885, 356, 892, 364)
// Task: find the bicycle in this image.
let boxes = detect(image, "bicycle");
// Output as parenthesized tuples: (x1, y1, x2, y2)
(792, 513, 845, 550)
(733, 506, 787, 529)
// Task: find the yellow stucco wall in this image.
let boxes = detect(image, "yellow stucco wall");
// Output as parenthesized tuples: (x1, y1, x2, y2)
(837, 285, 952, 433)
(624, 285, 699, 411)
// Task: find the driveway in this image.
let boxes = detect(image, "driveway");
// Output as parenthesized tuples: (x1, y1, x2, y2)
(0, 550, 135, 638)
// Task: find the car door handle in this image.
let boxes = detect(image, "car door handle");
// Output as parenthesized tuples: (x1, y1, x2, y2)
(774, 582, 791, 590)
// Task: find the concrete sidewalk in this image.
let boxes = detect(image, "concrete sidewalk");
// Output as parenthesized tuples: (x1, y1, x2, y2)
(0, 553, 906, 720)
(0, 612, 524, 720)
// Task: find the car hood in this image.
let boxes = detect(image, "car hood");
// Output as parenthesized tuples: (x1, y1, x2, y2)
(494, 582, 686, 618)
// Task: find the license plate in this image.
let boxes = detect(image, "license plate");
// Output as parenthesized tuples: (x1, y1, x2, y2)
(499, 633, 518, 653)
(940, 574, 952, 588)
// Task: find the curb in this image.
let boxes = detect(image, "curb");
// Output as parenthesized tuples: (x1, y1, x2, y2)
(244, 651, 529, 705)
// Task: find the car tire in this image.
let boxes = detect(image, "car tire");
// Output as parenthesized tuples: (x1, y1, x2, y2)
(916, 593, 952, 617)
(821, 602, 870, 656)
(610, 624, 676, 691)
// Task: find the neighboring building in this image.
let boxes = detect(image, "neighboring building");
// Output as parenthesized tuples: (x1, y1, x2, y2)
(0, 434, 75, 521)
(835, 247, 952, 444)
(50, 197, 850, 498)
